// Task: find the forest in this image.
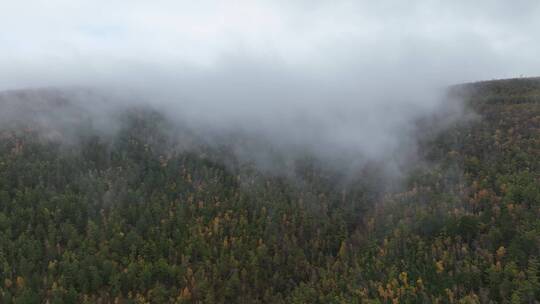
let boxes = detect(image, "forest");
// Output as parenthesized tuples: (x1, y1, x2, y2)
(0, 77, 539, 303)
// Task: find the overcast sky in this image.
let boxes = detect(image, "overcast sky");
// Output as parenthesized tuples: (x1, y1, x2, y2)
(1, 0, 538, 89)
(0, 0, 539, 173)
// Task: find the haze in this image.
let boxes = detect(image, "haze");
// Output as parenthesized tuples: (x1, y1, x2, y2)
(1, 0, 539, 174)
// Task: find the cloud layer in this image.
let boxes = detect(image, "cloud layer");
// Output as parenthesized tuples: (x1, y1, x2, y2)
(0, 0, 538, 175)
(1, 0, 539, 89)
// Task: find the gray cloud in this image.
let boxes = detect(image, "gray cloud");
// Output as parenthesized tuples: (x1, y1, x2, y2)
(0, 0, 538, 175)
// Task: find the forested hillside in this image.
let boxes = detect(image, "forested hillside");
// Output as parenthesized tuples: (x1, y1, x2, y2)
(0, 78, 539, 303)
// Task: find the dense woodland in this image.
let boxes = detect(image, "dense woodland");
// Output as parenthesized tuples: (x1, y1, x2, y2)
(0, 78, 539, 303)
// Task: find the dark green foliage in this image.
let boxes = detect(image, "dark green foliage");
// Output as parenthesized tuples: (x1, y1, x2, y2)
(0, 78, 539, 302)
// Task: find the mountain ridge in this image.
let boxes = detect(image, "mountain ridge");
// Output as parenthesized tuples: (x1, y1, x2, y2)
(0, 77, 538, 303)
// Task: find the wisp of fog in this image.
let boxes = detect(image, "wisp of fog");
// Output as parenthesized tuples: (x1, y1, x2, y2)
(0, 0, 539, 176)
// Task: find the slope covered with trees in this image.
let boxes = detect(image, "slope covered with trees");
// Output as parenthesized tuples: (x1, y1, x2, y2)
(0, 78, 539, 303)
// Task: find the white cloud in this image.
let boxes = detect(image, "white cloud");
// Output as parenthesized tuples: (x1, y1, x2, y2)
(0, 0, 538, 174)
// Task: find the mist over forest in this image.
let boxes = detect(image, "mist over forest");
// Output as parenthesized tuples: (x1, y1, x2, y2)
(1, 1, 538, 175)
(0, 1, 539, 303)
